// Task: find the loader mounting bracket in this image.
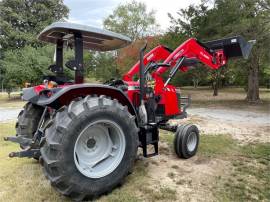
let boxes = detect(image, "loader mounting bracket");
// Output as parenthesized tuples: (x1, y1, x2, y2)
(139, 125, 159, 157)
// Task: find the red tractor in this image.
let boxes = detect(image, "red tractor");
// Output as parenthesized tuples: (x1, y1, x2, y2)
(5, 22, 253, 201)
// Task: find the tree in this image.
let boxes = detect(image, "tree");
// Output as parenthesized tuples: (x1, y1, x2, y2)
(116, 36, 161, 76)
(103, 0, 157, 40)
(5, 79, 17, 99)
(2, 45, 77, 89)
(87, 52, 120, 82)
(102, 1, 159, 80)
(262, 64, 270, 88)
(195, 0, 270, 102)
(212, 0, 270, 102)
(166, 0, 270, 101)
(163, 4, 221, 90)
(0, 0, 69, 51)
(0, 0, 69, 94)
(189, 67, 209, 88)
(2, 46, 54, 87)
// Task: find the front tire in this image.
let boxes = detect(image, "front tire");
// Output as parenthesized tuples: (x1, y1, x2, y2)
(40, 95, 138, 201)
(174, 124, 199, 159)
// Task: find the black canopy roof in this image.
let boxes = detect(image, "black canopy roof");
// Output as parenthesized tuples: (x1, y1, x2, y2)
(38, 22, 132, 51)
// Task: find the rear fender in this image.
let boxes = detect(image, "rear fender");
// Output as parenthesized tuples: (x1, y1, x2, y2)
(32, 84, 138, 123)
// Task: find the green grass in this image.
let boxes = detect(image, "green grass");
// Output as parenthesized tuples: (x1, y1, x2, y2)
(159, 130, 239, 157)
(198, 134, 239, 157)
(152, 187, 177, 201)
(0, 122, 67, 202)
(228, 143, 270, 201)
(160, 131, 239, 157)
(217, 142, 270, 201)
(200, 135, 270, 201)
(99, 160, 149, 202)
(137, 186, 177, 202)
(240, 143, 270, 160)
(200, 134, 269, 201)
(159, 130, 174, 146)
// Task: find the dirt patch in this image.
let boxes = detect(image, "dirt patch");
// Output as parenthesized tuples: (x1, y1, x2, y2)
(145, 147, 230, 202)
(143, 132, 270, 201)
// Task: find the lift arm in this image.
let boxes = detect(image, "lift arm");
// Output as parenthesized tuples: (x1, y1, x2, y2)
(123, 45, 172, 81)
(154, 36, 253, 76)
(154, 38, 226, 76)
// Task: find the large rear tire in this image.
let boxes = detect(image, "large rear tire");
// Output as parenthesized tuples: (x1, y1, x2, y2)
(40, 95, 138, 201)
(16, 102, 44, 149)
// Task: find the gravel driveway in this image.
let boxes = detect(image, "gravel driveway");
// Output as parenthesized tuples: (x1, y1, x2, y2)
(0, 107, 22, 122)
(188, 107, 270, 125)
(173, 107, 270, 143)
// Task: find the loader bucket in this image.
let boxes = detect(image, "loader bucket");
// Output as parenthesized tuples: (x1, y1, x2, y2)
(203, 36, 254, 59)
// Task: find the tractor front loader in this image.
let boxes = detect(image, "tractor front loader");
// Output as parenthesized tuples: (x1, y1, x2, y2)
(4, 21, 253, 201)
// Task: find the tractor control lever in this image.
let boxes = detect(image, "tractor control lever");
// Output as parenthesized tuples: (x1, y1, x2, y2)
(144, 62, 170, 75)
(65, 60, 78, 71)
(164, 57, 185, 87)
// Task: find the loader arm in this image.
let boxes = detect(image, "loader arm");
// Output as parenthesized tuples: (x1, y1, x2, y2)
(154, 36, 253, 76)
(123, 45, 172, 81)
(154, 38, 226, 76)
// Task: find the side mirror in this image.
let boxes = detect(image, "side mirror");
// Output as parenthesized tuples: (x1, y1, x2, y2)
(65, 60, 77, 71)
(48, 64, 63, 73)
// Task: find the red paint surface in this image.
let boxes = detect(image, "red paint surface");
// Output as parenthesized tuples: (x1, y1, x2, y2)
(123, 38, 227, 117)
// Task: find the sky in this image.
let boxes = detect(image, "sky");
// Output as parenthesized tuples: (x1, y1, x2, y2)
(63, 0, 200, 31)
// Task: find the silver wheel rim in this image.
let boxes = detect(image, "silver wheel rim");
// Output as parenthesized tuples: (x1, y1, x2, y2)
(74, 120, 126, 178)
(187, 132, 197, 152)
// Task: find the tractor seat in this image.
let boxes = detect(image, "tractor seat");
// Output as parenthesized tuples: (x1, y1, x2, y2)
(104, 79, 128, 91)
(43, 75, 74, 85)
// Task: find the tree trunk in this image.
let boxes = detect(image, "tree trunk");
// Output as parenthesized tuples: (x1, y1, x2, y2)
(192, 78, 198, 88)
(196, 79, 199, 88)
(213, 81, 218, 96)
(246, 55, 260, 103)
(212, 70, 219, 96)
